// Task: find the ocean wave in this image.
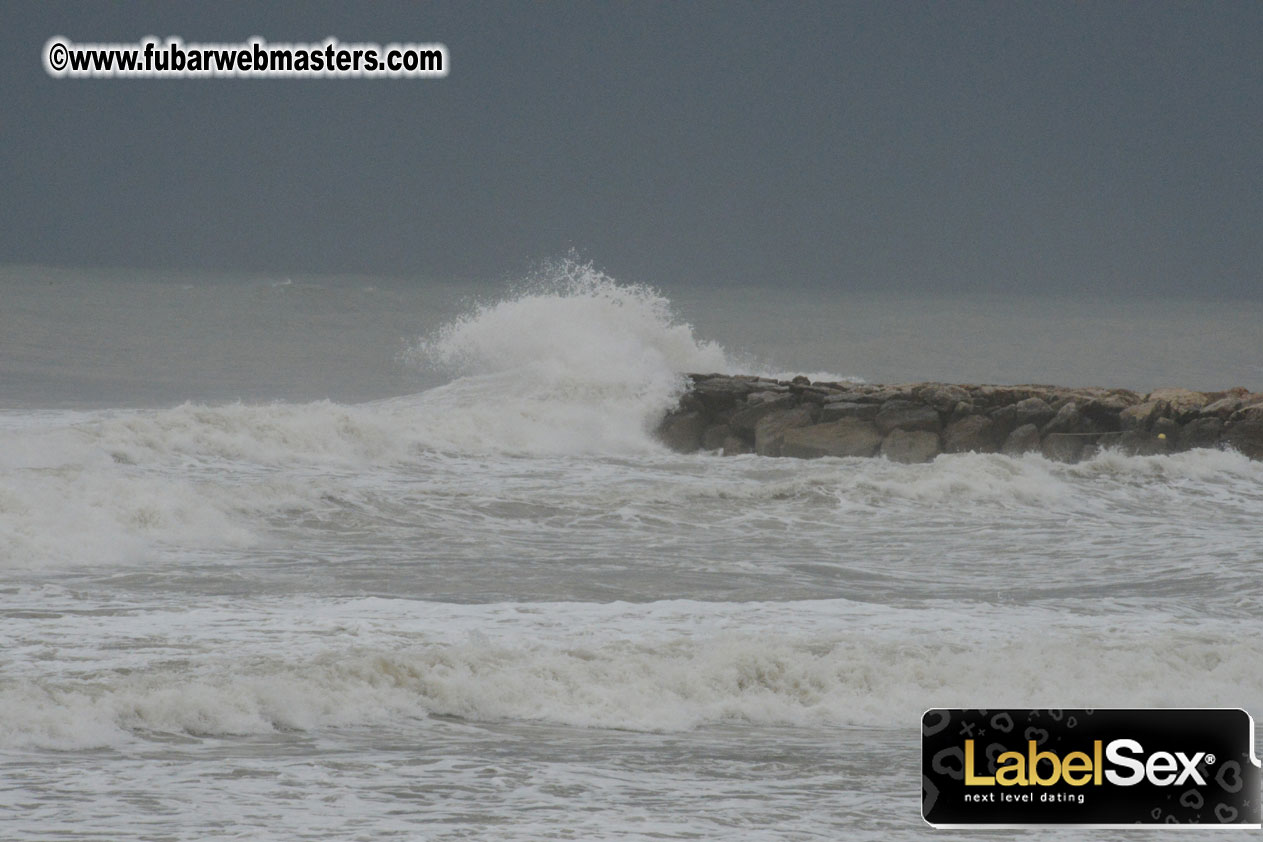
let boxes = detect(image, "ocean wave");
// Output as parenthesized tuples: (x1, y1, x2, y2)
(2, 405, 1258, 570)
(638, 445, 1262, 515)
(4, 622, 1255, 748)
(1070, 444, 1263, 482)
(399, 259, 732, 455)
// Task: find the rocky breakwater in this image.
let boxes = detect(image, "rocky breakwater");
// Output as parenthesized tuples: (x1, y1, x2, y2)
(656, 374, 1263, 462)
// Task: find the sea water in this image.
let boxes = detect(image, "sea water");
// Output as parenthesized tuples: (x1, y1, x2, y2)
(1, 261, 1261, 840)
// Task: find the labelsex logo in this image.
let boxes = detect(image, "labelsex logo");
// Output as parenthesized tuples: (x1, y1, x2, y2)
(964, 738, 1209, 787)
(922, 708, 1261, 827)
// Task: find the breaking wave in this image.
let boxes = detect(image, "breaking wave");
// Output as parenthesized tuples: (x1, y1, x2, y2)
(5, 613, 1257, 748)
(402, 260, 732, 454)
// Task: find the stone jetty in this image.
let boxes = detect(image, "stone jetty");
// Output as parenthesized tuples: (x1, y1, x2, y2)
(656, 374, 1263, 462)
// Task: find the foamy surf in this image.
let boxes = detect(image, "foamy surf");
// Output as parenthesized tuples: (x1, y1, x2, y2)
(3, 265, 1262, 841)
(1, 395, 1259, 572)
(404, 260, 733, 454)
(4, 596, 1258, 748)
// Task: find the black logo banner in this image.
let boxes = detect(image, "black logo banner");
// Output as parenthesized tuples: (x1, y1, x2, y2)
(922, 708, 1260, 827)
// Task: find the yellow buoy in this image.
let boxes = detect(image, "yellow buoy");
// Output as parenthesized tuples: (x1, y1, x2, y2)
(1157, 433, 1167, 440)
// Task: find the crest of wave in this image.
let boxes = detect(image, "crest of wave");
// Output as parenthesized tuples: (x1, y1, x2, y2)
(404, 260, 731, 454)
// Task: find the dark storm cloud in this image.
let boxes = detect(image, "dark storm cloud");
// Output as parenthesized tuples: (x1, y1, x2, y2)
(1, 1, 1260, 295)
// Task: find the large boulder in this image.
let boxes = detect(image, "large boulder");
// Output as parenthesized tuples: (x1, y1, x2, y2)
(754, 406, 816, 457)
(914, 383, 971, 413)
(658, 411, 706, 452)
(692, 376, 758, 413)
(701, 424, 732, 451)
(874, 400, 941, 435)
(1042, 402, 1085, 435)
(881, 429, 940, 463)
(729, 391, 799, 432)
(942, 414, 1002, 453)
(1224, 404, 1263, 459)
(848, 385, 917, 404)
(971, 386, 1042, 410)
(1002, 423, 1041, 456)
(1147, 388, 1209, 421)
(1119, 400, 1162, 432)
(819, 400, 881, 422)
(1012, 397, 1055, 429)
(1201, 396, 1244, 418)
(987, 404, 1019, 440)
(1081, 390, 1140, 428)
(780, 418, 883, 459)
(789, 383, 835, 402)
(1179, 417, 1222, 450)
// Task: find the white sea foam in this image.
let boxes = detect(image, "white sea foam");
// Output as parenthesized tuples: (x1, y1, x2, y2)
(4, 598, 1257, 752)
(404, 260, 732, 454)
(0, 413, 259, 568)
(2, 396, 1259, 571)
(0, 265, 738, 567)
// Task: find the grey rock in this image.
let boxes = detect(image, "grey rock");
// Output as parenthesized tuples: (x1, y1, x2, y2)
(729, 392, 799, 432)
(692, 377, 757, 412)
(1119, 400, 1162, 432)
(915, 383, 970, 413)
(749, 389, 793, 403)
(1012, 397, 1055, 429)
(972, 386, 1040, 410)
(1224, 404, 1263, 459)
(790, 384, 834, 402)
(1147, 388, 1209, 421)
(1081, 391, 1140, 428)
(874, 400, 941, 435)
(880, 429, 941, 464)
(849, 386, 917, 405)
(1041, 401, 1085, 436)
(1179, 417, 1222, 450)
(942, 415, 1002, 453)
(722, 435, 753, 456)
(657, 411, 706, 452)
(781, 418, 883, 459)
(819, 401, 881, 422)
(1049, 390, 1090, 412)
(1229, 402, 1263, 423)
(754, 406, 816, 457)
(701, 424, 731, 451)
(1002, 423, 1041, 456)
(988, 404, 1019, 440)
(675, 392, 704, 414)
(1201, 396, 1244, 418)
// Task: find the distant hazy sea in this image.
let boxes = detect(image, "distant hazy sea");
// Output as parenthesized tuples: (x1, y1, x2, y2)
(2, 261, 1261, 840)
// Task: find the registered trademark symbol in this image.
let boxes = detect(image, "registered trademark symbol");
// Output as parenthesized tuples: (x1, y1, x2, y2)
(1205, 754, 1216, 765)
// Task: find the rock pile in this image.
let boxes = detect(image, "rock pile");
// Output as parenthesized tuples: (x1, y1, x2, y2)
(656, 374, 1263, 462)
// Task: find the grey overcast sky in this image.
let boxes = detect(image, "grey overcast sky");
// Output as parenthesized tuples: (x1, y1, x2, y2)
(2, 1, 1260, 296)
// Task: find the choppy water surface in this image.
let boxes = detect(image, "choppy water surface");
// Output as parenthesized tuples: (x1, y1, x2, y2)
(1, 262, 1260, 839)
